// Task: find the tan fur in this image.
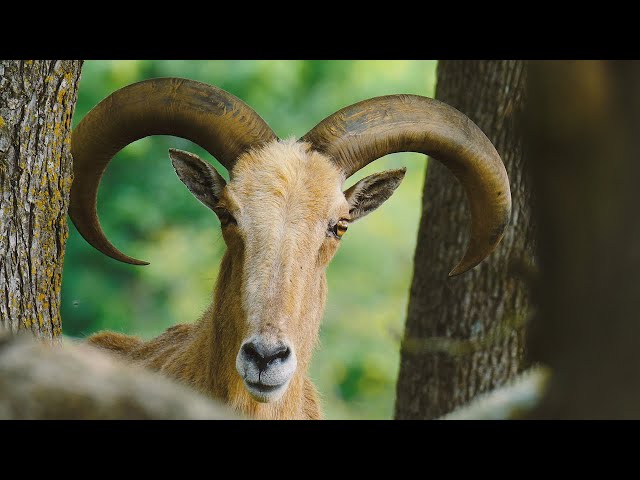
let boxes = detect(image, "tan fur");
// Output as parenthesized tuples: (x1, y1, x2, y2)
(88, 141, 350, 419)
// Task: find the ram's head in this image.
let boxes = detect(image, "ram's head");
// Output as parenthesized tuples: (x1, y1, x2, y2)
(70, 78, 511, 403)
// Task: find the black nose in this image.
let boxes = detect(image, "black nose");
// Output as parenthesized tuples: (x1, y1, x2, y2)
(242, 341, 291, 372)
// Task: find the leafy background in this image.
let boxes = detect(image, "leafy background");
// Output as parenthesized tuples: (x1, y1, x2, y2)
(62, 60, 437, 419)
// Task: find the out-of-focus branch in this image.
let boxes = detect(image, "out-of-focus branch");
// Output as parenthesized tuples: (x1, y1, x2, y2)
(441, 367, 549, 420)
(0, 330, 237, 419)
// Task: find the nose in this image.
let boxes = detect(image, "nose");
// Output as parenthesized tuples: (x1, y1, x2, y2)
(236, 337, 297, 402)
(242, 342, 291, 372)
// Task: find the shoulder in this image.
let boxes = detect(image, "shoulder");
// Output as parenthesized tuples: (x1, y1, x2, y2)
(86, 331, 143, 355)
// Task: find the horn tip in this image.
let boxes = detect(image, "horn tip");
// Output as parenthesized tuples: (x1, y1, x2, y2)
(448, 257, 480, 277)
(116, 255, 150, 266)
(448, 265, 469, 277)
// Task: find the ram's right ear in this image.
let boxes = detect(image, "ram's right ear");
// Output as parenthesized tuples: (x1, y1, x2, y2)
(344, 168, 406, 222)
(169, 148, 226, 212)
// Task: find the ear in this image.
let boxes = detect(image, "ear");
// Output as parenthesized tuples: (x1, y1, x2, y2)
(344, 168, 406, 221)
(169, 148, 227, 211)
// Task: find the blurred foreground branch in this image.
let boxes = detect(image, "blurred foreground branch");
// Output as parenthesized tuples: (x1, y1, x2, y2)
(441, 367, 549, 420)
(0, 330, 236, 419)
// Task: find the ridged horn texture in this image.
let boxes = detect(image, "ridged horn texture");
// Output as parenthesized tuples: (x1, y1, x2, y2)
(301, 94, 512, 276)
(70, 77, 277, 265)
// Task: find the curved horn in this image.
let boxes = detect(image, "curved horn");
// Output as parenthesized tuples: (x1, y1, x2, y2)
(301, 94, 511, 276)
(70, 77, 277, 265)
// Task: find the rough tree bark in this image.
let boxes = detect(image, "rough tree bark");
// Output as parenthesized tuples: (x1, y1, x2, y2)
(525, 61, 640, 419)
(0, 60, 82, 341)
(395, 60, 534, 419)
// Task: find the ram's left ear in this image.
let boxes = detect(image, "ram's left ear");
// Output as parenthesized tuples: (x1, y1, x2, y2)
(344, 168, 406, 222)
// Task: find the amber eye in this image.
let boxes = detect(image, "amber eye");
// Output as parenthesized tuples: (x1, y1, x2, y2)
(213, 207, 236, 227)
(331, 220, 349, 239)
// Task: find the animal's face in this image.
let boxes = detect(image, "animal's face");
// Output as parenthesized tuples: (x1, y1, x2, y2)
(170, 140, 405, 402)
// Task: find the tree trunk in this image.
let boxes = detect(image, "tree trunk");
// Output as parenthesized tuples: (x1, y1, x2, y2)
(395, 60, 533, 419)
(0, 60, 82, 341)
(525, 61, 640, 419)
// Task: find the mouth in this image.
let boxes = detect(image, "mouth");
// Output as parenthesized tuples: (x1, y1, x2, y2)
(244, 379, 289, 403)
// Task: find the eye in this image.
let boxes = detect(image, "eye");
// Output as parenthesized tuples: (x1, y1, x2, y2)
(213, 207, 237, 227)
(330, 219, 349, 239)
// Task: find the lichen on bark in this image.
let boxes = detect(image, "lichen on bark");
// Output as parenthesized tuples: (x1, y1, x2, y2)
(0, 60, 83, 342)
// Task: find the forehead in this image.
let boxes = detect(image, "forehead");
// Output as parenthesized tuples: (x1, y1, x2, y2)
(225, 140, 346, 217)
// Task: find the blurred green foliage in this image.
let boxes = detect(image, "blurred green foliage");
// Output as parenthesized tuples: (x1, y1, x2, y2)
(62, 60, 437, 419)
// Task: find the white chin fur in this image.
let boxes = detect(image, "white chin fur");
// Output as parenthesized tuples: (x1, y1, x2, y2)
(244, 379, 291, 403)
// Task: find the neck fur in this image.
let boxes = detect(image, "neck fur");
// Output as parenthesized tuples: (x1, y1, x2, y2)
(190, 251, 324, 419)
